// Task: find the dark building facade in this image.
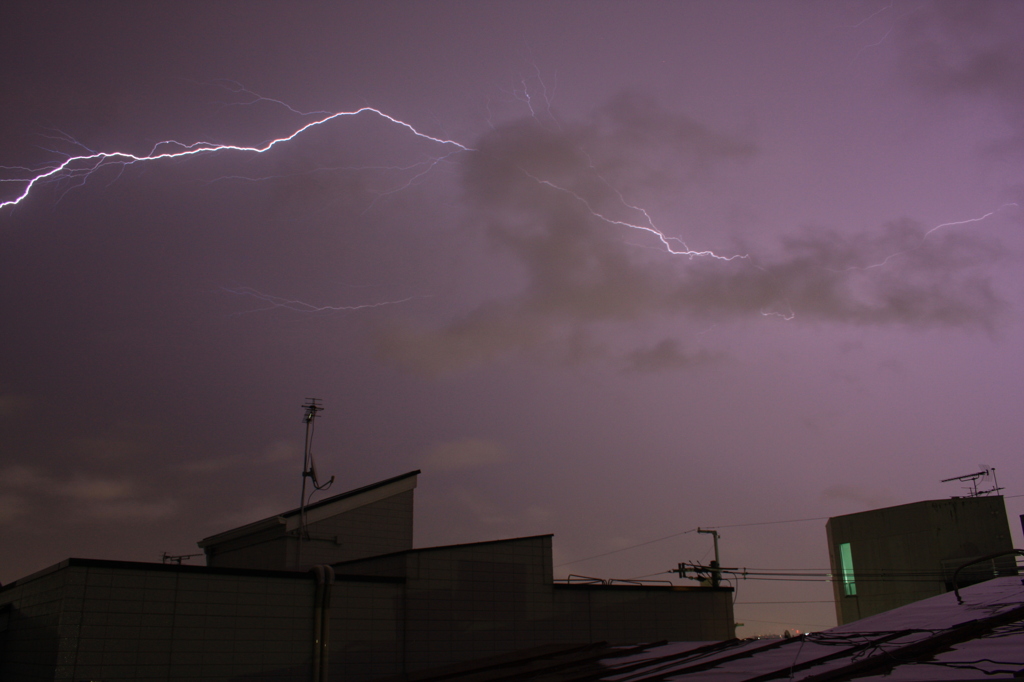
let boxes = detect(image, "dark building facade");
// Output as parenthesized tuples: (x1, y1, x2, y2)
(0, 472, 734, 681)
(825, 495, 1016, 625)
(198, 471, 418, 571)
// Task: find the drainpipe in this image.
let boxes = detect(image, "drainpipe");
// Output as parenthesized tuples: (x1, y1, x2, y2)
(320, 565, 334, 682)
(311, 566, 324, 682)
(310, 565, 335, 682)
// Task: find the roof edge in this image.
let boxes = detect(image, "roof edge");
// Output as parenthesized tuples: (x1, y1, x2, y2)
(283, 470, 421, 520)
(197, 470, 420, 548)
(1, 557, 405, 591)
(331, 534, 555, 566)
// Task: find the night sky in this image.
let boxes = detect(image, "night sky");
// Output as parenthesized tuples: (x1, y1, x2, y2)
(2, 2, 1023, 636)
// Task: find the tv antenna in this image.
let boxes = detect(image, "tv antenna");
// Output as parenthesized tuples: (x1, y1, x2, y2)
(299, 399, 334, 541)
(941, 466, 1001, 498)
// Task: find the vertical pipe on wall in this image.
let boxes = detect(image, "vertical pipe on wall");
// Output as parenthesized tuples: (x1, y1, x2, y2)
(320, 565, 334, 682)
(311, 565, 325, 682)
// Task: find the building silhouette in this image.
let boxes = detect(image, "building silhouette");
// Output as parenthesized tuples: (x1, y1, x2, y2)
(825, 495, 1016, 624)
(0, 471, 734, 682)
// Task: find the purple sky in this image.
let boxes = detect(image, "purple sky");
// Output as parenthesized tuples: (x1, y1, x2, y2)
(2, 1, 1023, 636)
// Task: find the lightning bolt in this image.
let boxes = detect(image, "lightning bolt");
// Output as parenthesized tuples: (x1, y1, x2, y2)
(922, 204, 1020, 238)
(834, 203, 1020, 272)
(223, 287, 420, 315)
(2, 97, 749, 265)
(3, 89, 1011, 327)
(1, 107, 472, 212)
(507, 64, 559, 128)
(519, 169, 748, 261)
(849, 1, 923, 63)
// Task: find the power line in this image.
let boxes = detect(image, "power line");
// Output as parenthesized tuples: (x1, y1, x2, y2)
(703, 516, 829, 530)
(555, 528, 698, 567)
(737, 601, 835, 604)
(556, 507, 1020, 570)
(556, 515, 829, 568)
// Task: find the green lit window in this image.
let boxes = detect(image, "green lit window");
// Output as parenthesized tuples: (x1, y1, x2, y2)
(840, 542, 856, 596)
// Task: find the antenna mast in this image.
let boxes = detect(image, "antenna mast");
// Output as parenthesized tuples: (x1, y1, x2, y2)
(299, 399, 334, 543)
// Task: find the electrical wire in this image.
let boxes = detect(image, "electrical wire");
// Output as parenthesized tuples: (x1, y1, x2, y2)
(555, 515, 832, 568)
(554, 528, 699, 567)
(552, 507, 1015, 577)
(703, 516, 830, 530)
(737, 600, 835, 604)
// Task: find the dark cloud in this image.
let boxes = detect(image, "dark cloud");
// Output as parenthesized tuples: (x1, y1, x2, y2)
(423, 438, 510, 471)
(0, 464, 177, 522)
(681, 219, 1003, 325)
(820, 484, 895, 511)
(378, 95, 1004, 374)
(625, 339, 721, 373)
(0, 391, 30, 421)
(900, 1, 1024, 152)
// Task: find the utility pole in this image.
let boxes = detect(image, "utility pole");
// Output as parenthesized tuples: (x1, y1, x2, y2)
(698, 528, 721, 588)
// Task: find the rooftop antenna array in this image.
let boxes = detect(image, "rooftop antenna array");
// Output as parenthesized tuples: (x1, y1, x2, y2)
(941, 466, 1002, 498)
(299, 398, 334, 541)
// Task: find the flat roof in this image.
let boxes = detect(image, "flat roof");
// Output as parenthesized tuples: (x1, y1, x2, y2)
(826, 494, 1005, 524)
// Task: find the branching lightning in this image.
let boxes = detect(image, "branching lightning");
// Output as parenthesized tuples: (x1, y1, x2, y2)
(2, 97, 749, 265)
(207, 80, 335, 118)
(2, 90, 1015, 326)
(519, 168, 748, 261)
(507, 65, 559, 128)
(0, 107, 471, 212)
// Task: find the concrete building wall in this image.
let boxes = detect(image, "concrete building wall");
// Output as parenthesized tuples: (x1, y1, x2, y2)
(826, 496, 1015, 625)
(337, 535, 735, 669)
(290, 490, 415, 567)
(199, 472, 418, 572)
(335, 535, 556, 669)
(202, 524, 289, 572)
(3, 542, 733, 682)
(326, 580, 405, 681)
(0, 560, 406, 682)
(0, 563, 63, 681)
(401, 535, 554, 669)
(204, 490, 415, 572)
(552, 585, 735, 643)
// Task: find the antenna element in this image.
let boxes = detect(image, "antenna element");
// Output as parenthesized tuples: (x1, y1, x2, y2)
(941, 467, 1002, 497)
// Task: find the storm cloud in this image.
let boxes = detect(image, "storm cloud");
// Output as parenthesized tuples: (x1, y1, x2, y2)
(379, 93, 1004, 373)
(900, 1, 1024, 153)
